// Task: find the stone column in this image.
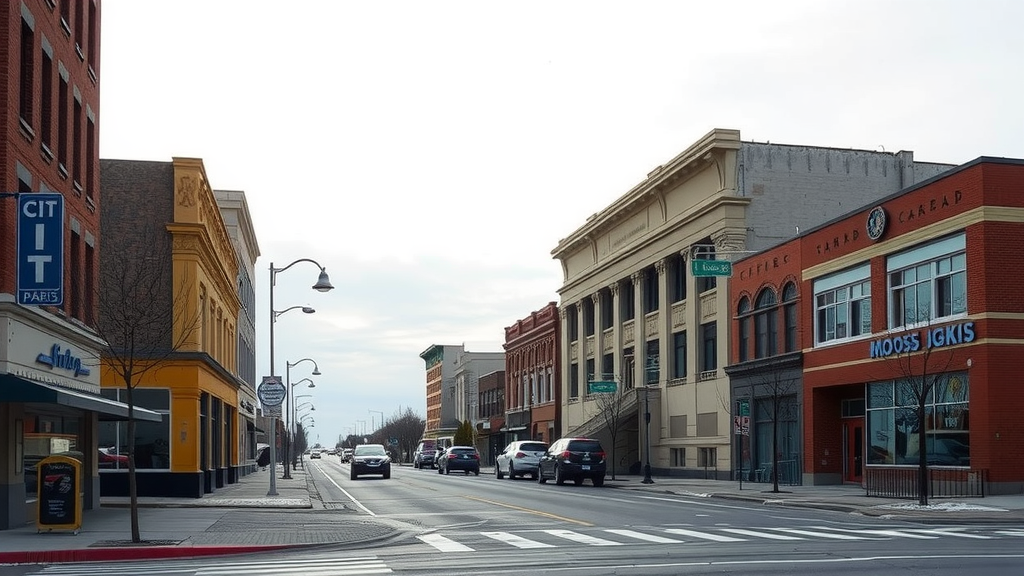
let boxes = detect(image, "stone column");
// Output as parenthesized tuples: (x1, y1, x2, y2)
(592, 292, 604, 379)
(631, 272, 646, 389)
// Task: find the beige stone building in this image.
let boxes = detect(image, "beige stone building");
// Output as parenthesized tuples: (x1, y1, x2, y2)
(551, 128, 953, 479)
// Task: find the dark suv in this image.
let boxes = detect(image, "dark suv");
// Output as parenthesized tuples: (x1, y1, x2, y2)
(538, 437, 606, 487)
(413, 440, 437, 469)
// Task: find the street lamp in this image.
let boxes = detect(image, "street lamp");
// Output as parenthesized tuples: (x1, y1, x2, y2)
(266, 258, 333, 497)
(642, 384, 655, 484)
(285, 358, 320, 477)
(369, 409, 385, 432)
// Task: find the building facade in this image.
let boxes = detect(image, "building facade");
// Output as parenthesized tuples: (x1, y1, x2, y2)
(452, 349, 504, 438)
(476, 369, 505, 464)
(420, 344, 462, 437)
(0, 0, 150, 531)
(503, 302, 560, 445)
(729, 157, 1024, 495)
(98, 157, 248, 497)
(551, 128, 954, 479)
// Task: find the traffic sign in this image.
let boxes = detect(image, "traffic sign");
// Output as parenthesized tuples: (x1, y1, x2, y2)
(258, 376, 286, 407)
(18, 193, 65, 305)
(588, 381, 617, 394)
(691, 259, 732, 277)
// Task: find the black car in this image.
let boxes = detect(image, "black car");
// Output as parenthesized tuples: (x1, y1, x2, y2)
(538, 437, 606, 486)
(437, 446, 480, 475)
(413, 439, 438, 469)
(350, 444, 391, 480)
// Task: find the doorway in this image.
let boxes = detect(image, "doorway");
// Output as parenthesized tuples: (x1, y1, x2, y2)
(843, 418, 863, 484)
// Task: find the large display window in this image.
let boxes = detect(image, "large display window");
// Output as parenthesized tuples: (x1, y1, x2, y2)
(98, 388, 171, 470)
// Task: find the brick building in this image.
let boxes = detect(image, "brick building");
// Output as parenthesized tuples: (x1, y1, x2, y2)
(728, 157, 1024, 494)
(503, 302, 560, 444)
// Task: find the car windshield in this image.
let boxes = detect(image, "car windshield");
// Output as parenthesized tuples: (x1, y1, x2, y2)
(355, 445, 387, 456)
(519, 443, 548, 452)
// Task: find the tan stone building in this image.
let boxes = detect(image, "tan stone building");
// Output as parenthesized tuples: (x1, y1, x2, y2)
(551, 128, 953, 479)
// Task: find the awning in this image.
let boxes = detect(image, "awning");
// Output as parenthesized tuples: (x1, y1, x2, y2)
(0, 374, 163, 422)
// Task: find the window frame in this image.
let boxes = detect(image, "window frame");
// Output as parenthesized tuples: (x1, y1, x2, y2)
(887, 235, 967, 330)
(814, 264, 871, 346)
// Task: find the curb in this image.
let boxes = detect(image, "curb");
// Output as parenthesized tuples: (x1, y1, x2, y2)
(0, 544, 297, 565)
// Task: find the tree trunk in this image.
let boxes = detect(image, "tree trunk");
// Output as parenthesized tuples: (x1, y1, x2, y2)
(917, 402, 929, 506)
(126, 381, 141, 542)
(771, 399, 780, 493)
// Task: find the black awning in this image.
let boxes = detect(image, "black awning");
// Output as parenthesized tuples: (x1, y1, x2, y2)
(0, 374, 163, 422)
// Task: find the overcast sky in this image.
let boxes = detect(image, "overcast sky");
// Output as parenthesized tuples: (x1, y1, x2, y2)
(98, 0, 1024, 447)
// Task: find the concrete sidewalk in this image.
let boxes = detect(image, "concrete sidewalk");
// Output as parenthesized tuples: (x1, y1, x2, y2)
(2, 463, 1022, 565)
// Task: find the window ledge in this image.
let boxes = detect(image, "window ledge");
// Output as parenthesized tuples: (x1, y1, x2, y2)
(19, 118, 35, 141)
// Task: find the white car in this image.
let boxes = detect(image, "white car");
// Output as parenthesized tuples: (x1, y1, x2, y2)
(310, 449, 322, 459)
(495, 440, 549, 480)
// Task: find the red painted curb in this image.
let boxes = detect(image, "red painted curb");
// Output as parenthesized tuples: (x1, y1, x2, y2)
(0, 544, 293, 565)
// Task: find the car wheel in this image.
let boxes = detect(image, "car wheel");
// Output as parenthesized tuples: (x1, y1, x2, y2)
(474, 469, 479, 476)
(444, 467, 450, 475)
(384, 470, 391, 480)
(592, 476, 604, 487)
(555, 465, 565, 486)
(531, 472, 538, 480)
(350, 472, 358, 480)
(508, 463, 516, 480)
(538, 467, 547, 484)
(414, 461, 419, 469)
(496, 461, 504, 479)
(438, 465, 443, 474)
(464, 470, 469, 475)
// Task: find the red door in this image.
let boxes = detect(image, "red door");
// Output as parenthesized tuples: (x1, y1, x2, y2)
(844, 418, 864, 483)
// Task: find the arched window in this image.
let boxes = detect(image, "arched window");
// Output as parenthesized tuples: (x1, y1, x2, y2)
(737, 296, 752, 362)
(754, 288, 779, 359)
(782, 282, 799, 352)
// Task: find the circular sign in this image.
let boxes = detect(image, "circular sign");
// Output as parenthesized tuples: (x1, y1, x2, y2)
(866, 206, 887, 241)
(258, 378, 287, 407)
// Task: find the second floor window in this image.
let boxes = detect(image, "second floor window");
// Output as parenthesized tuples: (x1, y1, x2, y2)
(888, 234, 967, 328)
(815, 264, 871, 345)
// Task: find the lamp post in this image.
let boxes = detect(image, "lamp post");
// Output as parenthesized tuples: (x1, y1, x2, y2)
(285, 358, 320, 477)
(266, 259, 333, 497)
(369, 409, 385, 432)
(641, 384, 655, 484)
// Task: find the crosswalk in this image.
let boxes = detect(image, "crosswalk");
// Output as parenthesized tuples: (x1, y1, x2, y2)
(415, 524, 1003, 553)
(22, 554, 392, 576)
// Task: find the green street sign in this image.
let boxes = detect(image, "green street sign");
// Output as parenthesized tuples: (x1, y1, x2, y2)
(691, 259, 732, 277)
(738, 399, 750, 416)
(588, 381, 617, 394)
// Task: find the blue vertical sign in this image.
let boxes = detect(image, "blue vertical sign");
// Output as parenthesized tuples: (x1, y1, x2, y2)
(18, 193, 65, 306)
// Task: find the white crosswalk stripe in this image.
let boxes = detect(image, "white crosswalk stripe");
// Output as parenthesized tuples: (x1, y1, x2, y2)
(604, 528, 684, 544)
(417, 532, 475, 552)
(811, 526, 940, 539)
(720, 528, 804, 540)
(767, 527, 871, 540)
(545, 529, 623, 546)
(23, 555, 392, 576)
(482, 531, 556, 548)
(664, 528, 745, 542)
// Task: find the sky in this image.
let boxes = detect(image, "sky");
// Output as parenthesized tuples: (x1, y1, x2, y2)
(98, 0, 1024, 447)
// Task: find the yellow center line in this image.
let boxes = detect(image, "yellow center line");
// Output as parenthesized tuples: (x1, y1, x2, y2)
(464, 495, 594, 526)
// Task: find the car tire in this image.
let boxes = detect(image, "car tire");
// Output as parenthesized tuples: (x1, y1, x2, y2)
(350, 472, 358, 480)
(496, 462, 504, 479)
(508, 463, 516, 480)
(555, 465, 565, 486)
(438, 465, 443, 474)
(538, 467, 547, 484)
(414, 461, 420, 469)
(592, 476, 605, 487)
(445, 467, 450, 475)
(474, 469, 479, 476)
(384, 470, 391, 480)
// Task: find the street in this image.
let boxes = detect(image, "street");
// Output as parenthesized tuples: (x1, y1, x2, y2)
(10, 459, 1024, 575)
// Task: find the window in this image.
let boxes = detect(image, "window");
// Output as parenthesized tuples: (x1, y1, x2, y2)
(814, 264, 871, 344)
(569, 363, 579, 399)
(672, 331, 687, 379)
(643, 266, 658, 313)
(58, 74, 68, 173)
(671, 447, 686, 467)
(697, 447, 717, 468)
(695, 241, 717, 293)
(41, 49, 53, 152)
(98, 388, 171, 470)
(866, 372, 969, 467)
(670, 253, 687, 303)
(20, 17, 35, 127)
(601, 353, 613, 381)
(85, 114, 95, 198)
(621, 279, 635, 321)
(645, 339, 659, 385)
(754, 288, 779, 358)
(585, 358, 595, 392)
(701, 322, 717, 372)
(737, 297, 751, 362)
(87, 1, 98, 70)
(70, 231, 81, 319)
(73, 96, 82, 188)
(566, 305, 578, 341)
(600, 287, 613, 330)
(888, 235, 967, 328)
(783, 283, 799, 352)
(583, 297, 595, 337)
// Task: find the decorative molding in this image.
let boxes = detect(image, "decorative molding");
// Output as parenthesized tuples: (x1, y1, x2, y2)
(655, 259, 667, 276)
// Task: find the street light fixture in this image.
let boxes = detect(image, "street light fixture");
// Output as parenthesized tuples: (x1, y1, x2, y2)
(641, 384, 655, 485)
(369, 409, 385, 432)
(285, 358, 320, 477)
(266, 258, 333, 497)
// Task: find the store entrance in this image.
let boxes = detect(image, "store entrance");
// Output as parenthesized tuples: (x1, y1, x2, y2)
(843, 418, 864, 484)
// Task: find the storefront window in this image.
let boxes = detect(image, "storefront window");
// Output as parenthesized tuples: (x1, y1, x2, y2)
(866, 372, 969, 467)
(24, 414, 82, 497)
(97, 388, 171, 470)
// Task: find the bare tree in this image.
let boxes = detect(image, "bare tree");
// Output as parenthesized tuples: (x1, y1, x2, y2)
(95, 227, 200, 543)
(590, 378, 632, 480)
(751, 365, 799, 494)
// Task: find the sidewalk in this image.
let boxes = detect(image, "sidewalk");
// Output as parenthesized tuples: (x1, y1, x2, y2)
(2, 464, 1023, 565)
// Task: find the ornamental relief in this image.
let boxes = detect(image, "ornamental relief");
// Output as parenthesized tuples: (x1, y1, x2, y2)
(178, 176, 198, 207)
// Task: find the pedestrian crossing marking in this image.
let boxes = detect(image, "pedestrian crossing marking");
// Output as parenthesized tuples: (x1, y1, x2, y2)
(811, 526, 938, 539)
(903, 528, 992, 539)
(767, 527, 869, 540)
(545, 529, 623, 546)
(996, 529, 1024, 537)
(664, 528, 745, 542)
(417, 532, 475, 552)
(720, 528, 804, 540)
(482, 531, 556, 548)
(604, 528, 684, 544)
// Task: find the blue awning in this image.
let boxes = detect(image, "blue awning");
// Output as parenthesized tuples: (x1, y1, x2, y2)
(0, 373, 163, 422)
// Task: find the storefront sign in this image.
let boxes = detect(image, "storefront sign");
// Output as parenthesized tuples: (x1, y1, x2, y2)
(36, 344, 90, 377)
(869, 321, 975, 358)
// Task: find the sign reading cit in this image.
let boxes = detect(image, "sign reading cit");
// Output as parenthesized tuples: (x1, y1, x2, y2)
(18, 193, 65, 306)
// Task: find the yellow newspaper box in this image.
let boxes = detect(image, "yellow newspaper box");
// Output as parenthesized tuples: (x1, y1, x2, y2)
(36, 454, 82, 534)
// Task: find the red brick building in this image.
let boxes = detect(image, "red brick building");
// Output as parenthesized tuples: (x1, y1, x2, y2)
(729, 157, 1024, 495)
(504, 303, 560, 444)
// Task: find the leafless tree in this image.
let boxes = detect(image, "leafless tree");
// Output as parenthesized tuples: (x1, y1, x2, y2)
(751, 364, 800, 494)
(589, 378, 633, 480)
(95, 226, 200, 543)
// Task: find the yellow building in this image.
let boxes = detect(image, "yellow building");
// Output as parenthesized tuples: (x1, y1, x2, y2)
(98, 157, 250, 497)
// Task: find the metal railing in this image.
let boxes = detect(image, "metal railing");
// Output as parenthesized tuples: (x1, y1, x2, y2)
(865, 467, 987, 498)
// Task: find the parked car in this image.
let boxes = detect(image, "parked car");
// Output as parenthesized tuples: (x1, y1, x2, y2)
(350, 444, 391, 480)
(341, 448, 353, 463)
(437, 445, 480, 475)
(414, 439, 438, 469)
(496, 440, 548, 480)
(538, 437, 606, 487)
(98, 448, 129, 469)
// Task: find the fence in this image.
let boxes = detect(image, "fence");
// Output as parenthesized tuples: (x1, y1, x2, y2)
(752, 459, 801, 486)
(865, 467, 987, 498)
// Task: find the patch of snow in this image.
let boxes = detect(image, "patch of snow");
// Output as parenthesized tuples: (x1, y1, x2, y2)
(875, 501, 1007, 512)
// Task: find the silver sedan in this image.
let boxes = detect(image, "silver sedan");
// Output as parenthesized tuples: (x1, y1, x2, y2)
(495, 440, 549, 480)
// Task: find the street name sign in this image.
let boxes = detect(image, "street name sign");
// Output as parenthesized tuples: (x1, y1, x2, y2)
(691, 259, 732, 277)
(588, 381, 617, 394)
(258, 376, 286, 407)
(18, 193, 65, 305)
